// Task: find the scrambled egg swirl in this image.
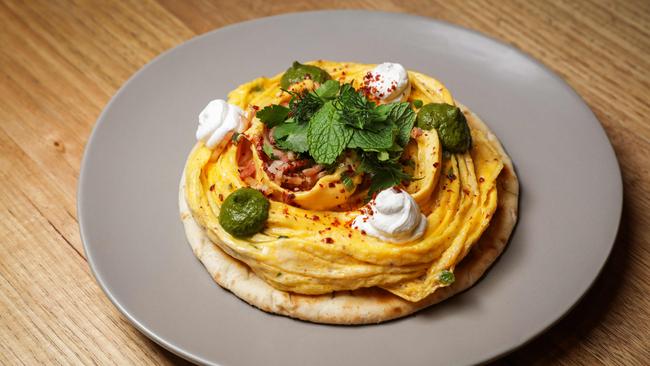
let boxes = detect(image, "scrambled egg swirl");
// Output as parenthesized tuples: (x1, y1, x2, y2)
(185, 61, 503, 302)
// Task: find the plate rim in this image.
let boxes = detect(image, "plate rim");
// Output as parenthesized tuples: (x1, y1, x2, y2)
(78, 9, 623, 366)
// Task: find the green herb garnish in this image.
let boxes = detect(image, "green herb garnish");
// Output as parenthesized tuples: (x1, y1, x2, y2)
(307, 101, 353, 164)
(219, 188, 269, 238)
(341, 172, 355, 191)
(263, 142, 276, 160)
(412, 99, 424, 108)
(389, 102, 417, 147)
(335, 83, 378, 130)
(257, 105, 289, 127)
(273, 120, 309, 153)
(360, 152, 412, 196)
(438, 270, 455, 285)
(315, 80, 340, 100)
(256, 63, 420, 195)
(417, 103, 471, 153)
(287, 89, 324, 124)
(280, 61, 331, 89)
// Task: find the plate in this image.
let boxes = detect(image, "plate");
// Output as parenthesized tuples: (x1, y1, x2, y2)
(78, 10, 622, 366)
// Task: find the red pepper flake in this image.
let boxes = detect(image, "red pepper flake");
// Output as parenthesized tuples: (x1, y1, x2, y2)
(209, 184, 215, 191)
(348, 233, 352, 238)
(332, 218, 341, 227)
(328, 182, 336, 188)
(218, 193, 224, 201)
(312, 215, 320, 221)
(323, 237, 334, 244)
(479, 177, 485, 183)
(252, 105, 260, 111)
(433, 162, 440, 168)
(318, 183, 324, 188)
(339, 189, 346, 194)
(361, 230, 367, 236)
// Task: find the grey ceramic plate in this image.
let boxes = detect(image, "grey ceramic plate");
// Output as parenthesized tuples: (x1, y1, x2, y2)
(78, 10, 622, 366)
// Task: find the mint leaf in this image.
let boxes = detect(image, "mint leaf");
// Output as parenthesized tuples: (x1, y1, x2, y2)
(315, 80, 340, 100)
(257, 105, 289, 127)
(307, 101, 353, 164)
(273, 121, 309, 153)
(387, 102, 416, 147)
(348, 124, 394, 151)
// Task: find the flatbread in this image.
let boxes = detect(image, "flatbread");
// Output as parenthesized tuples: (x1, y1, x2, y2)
(178, 104, 519, 324)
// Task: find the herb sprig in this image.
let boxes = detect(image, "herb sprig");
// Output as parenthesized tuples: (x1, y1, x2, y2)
(256, 80, 416, 195)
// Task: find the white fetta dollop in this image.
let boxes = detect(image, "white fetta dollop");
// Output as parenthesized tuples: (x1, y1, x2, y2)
(196, 99, 245, 148)
(366, 62, 411, 103)
(352, 187, 427, 243)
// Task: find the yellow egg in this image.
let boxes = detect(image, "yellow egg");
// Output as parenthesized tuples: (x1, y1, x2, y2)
(184, 61, 503, 302)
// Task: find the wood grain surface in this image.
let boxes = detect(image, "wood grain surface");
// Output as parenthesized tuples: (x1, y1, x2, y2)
(0, 0, 648, 364)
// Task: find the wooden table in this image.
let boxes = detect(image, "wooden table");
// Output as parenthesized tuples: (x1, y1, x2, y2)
(1, 0, 648, 364)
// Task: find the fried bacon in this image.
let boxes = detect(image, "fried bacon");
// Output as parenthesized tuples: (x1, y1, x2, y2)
(235, 127, 327, 191)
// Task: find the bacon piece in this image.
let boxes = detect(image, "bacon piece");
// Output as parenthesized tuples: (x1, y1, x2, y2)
(236, 137, 256, 179)
(239, 160, 256, 179)
(302, 165, 324, 177)
(282, 175, 304, 186)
